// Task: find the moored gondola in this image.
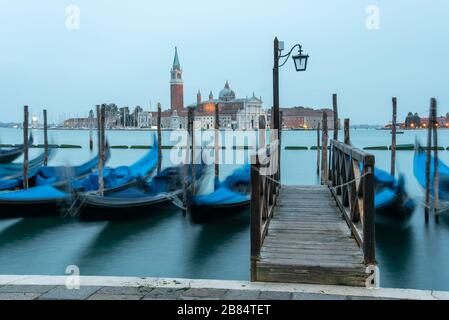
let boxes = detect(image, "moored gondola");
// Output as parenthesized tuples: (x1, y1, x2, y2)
(413, 144, 449, 205)
(0, 134, 33, 164)
(0, 138, 156, 218)
(188, 164, 250, 223)
(75, 163, 205, 221)
(374, 171, 415, 228)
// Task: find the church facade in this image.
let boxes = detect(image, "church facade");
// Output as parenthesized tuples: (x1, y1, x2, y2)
(152, 48, 266, 130)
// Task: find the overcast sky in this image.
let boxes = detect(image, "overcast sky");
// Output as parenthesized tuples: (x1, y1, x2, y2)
(0, 0, 448, 124)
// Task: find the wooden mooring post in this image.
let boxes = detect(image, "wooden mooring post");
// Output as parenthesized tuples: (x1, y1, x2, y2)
(188, 107, 195, 196)
(321, 112, 328, 184)
(89, 109, 94, 151)
(333, 93, 338, 141)
(97, 105, 106, 197)
(214, 103, 220, 190)
(344, 119, 350, 145)
(391, 97, 397, 177)
(259, 115, 266, 151)
(316, 122, 321, 176)
(157, 102, 162, 174)
(23, 105, 29, 190)
(43, 109, 49, 166)
(182, 108, 192, 214)
(425, 98, 439, 217)
(433, 99, 439, 216)
(96, 105, 101, 153)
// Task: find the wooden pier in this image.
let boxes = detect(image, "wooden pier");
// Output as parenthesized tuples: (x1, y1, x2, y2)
(251, 138, 376, 287)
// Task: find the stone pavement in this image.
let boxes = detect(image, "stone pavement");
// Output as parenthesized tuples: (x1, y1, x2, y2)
(0, 275, 448, 300)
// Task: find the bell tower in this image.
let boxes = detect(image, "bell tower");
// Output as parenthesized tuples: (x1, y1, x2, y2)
(170, 47, 184, 112)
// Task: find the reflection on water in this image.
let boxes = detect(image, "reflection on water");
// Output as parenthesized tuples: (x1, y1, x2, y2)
(187, 212, 249, 280)
(1, 128, 449, 290)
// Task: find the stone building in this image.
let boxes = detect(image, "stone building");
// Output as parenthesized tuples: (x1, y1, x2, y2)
(270, 107, 335, 130)
(187, 81, 266, 130)
(150, 48, 266, 130)
(404, 112, 421, 128)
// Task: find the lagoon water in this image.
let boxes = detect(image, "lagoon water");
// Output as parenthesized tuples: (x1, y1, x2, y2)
(1, 127, 449, 290)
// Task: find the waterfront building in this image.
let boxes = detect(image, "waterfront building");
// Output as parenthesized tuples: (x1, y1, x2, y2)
(138, 111, 152, 128)
(187, 82, 266, 130)
(269, 106, 335, 130)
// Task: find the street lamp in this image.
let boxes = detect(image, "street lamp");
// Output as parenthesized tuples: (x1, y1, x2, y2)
(272, 37, 309, 130)
(272, 37, 309, 181)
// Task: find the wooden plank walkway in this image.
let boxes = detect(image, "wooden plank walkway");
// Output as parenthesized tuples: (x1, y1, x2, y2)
(254, 185, 368, 287)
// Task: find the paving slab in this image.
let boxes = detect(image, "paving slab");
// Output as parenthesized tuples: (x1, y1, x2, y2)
(0, 285, 55, 294)
(292, 292, 347, 300)
(144, 287, 186, 300)
(180, 288, 228, 299)
(0, 293, 40, 300)
(38, 286, 101, 300)
(258, 291, 292, 300)
(88, 294, 143, 300)
(95, 286, 150, 296)
(222, 290, 261, 300)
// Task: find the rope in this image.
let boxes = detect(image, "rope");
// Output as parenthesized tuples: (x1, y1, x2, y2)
(64, 193, 87, 218)
(253, 166, 372, 190)
(418, 197, 449, 215)
(329, 169, 372, 191)
(166, 193, 186, 211)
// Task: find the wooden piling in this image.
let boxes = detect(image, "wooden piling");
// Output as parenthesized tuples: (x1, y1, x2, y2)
(316, 122, 321, 176)
(89, 110, 94, 151)
(157, 102, 162, 174)
(332, 94, 338, 141)
(432, 98, 439, 214)
(23, 105, 29, 190)
(96, 105, 101, 153)
(182, 108, 191, 213)
(189, 107, 195, 195)
(43, 109, 49, 166)
(425, 100, 432, 217)
(344, 119, 350, 145)
(277, 110, 283, 184)
(259, 115, 266, 150)
(321, 112, 329, 185)
(98, 105, 105, 197)
(391, 97, 397, 177)
(214, 103, 220, 190)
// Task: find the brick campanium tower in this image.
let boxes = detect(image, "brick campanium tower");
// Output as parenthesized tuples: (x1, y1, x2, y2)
(170, 47, 184, 112)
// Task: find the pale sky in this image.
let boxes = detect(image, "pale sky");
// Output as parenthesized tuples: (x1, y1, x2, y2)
(0, 0, 448, 124)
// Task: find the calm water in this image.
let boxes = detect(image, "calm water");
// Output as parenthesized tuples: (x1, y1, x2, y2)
(1, 127, 449, 290)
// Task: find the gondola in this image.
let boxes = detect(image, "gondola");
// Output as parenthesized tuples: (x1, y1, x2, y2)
(0, 145, 109, 191)
(34, 146, 110, 188)
(0, 150, 50, 191)
(374, 168, 415, 227)
(188, 164, 250, 223)
(0, 148, 108, 218)
(75, 163, 206, 221)
(72, 136, 158, 193)
(413, 144, 449, 205)
(0, 138, 156, 218)
(0, 134, 33, 164)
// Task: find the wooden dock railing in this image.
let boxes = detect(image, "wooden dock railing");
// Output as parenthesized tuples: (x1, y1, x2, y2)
(250, 131, 280, 281)
(328, 139, 376, 265)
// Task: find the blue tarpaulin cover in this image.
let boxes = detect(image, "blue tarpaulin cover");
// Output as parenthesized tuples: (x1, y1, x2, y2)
(0, 185, 68, 201)
(192, 164, 250, 206)
(414, 148, 449, 201)
(72, 135, 158, 192)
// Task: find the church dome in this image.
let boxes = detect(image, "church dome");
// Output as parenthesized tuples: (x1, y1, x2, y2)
(219, 81, 236, 102)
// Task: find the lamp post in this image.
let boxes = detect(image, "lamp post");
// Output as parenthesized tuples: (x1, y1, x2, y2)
(272, 37, 309, 181)
(273, 37, 309, 129)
